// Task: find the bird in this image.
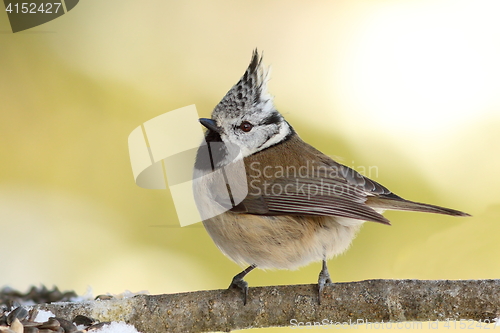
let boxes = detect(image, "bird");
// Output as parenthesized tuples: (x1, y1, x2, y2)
(192, 50, 469, 305)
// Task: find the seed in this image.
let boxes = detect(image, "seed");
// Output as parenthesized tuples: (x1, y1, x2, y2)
(6, 307, 27, 325)
(38, 318, 60, 330)
(9, 318, 23, 333)
(54, 318, 78, 333)
(73, 315, 97, 327)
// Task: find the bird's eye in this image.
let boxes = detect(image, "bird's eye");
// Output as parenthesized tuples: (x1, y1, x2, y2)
(239, 121, 253, 132)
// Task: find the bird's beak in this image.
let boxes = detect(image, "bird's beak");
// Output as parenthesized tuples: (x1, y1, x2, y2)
(199, 118, 221, 133)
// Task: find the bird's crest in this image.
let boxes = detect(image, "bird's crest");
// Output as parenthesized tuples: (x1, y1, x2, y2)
(212, 50, 274, 119)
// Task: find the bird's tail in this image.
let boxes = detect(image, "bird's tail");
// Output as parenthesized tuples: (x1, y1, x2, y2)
(366, 196, 470, 217)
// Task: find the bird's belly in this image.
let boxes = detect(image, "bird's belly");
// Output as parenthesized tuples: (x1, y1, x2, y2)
(203, 212, 363, 270)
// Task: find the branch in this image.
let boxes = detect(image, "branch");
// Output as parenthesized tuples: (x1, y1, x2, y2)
(34, 280, 500, 332)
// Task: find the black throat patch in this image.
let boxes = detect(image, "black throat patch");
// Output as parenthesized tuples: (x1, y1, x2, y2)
(194, 130, 229, 171)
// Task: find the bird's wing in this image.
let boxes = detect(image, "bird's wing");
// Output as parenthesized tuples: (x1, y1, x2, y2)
(230, 168, 391, 225)
(323, 160, 469, 217)
(324, 160, 469, 217)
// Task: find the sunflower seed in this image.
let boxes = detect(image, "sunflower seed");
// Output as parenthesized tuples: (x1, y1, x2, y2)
(6, 307, 27, 325)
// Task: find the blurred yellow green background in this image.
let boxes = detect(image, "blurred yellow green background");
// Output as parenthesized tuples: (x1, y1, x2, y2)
(1, 0, 499, 332)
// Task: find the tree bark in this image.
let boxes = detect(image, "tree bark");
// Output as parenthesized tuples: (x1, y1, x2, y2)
(34, 279, 500, 332)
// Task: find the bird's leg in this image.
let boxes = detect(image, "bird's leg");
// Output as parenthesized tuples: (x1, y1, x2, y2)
(318, 259, 332, 305)
(229, 264, 257, 305)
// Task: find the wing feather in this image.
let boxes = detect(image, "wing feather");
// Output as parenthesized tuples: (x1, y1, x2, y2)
(230, 167, 391, 224)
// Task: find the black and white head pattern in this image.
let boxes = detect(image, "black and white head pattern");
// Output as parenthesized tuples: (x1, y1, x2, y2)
(207, 50, 293, 158)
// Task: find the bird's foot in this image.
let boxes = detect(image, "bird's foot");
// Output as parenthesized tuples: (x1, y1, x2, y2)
(228, 264, 256, 305)
(318, 259, 333, 305)
(229, 274, 249, 305)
